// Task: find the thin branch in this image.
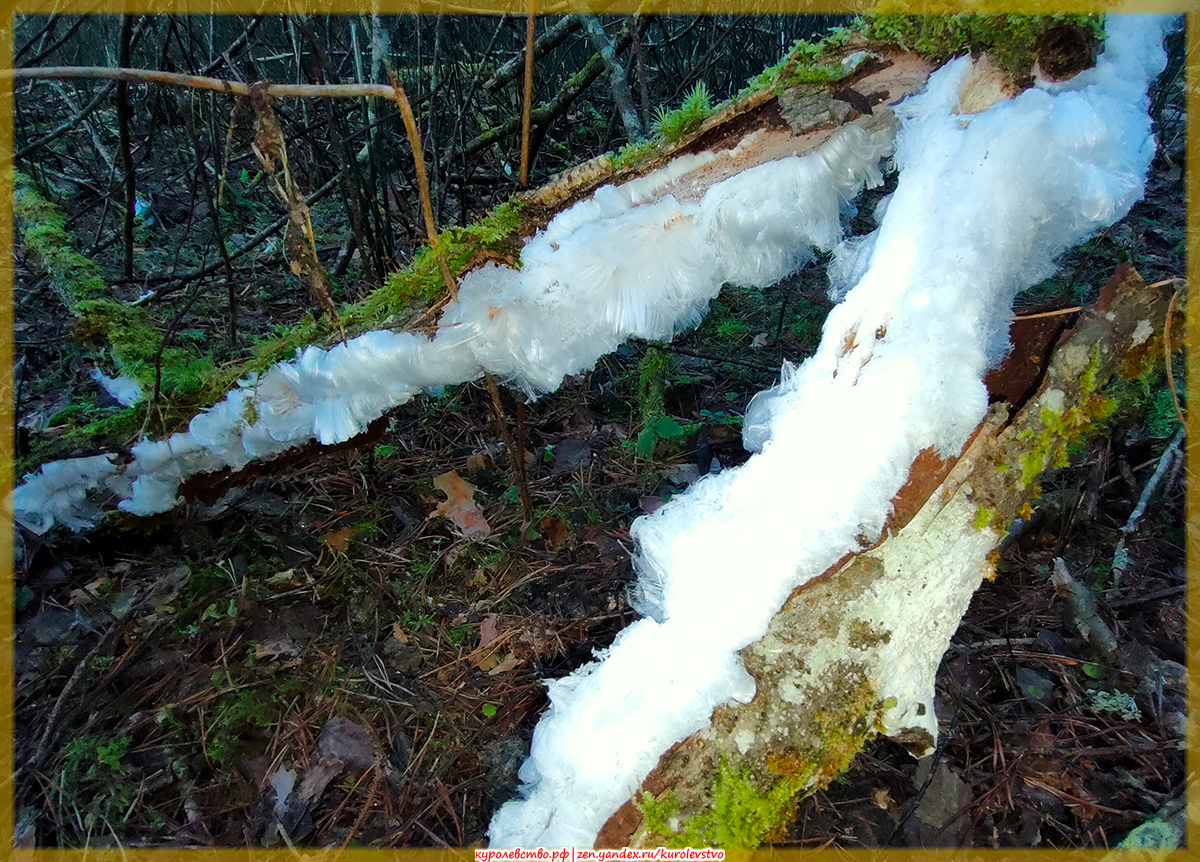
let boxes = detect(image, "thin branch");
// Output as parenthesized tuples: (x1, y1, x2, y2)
(483, 14, 580, 93)
(199, 15, 264, 77)
(133, 172, 343, 307)
(14, 79, 116, 162)
(581, 15, 644, 142)
(387, 70, 458, 303)
(465, 22, 634, 157)
(10, 65, 412, 101)
(117, 15, 137, 279)
(19, 15, 86, 67)
(520, 5, 536, 185)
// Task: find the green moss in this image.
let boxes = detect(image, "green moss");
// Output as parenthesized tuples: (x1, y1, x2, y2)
(858, 11, 1104, 79)
(611, 138, 660, 172)
(1016, 393, 1117, 490)
(638, 671, 883, 848)
(776, 38, 849, 87)
(327, 199, 526, 323)
(75, 298, 237, 411)
(13, 171, 107, 312)
(653, 82, 715, 144)
(973, 505, 997, 530)
(639, 758, 813, 848)
(1079, 343, 1105, 396)
(637, 348, 670, 423)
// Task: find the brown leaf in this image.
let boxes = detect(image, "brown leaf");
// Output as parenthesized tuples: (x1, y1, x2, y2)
(433, 471, 491, 538)
(540, 514, 571, 548)
(320, 526, 354, 552)
(255, 637, 301, 660)
(466, 452, 492, 471)
(472, 650, 499, 672)
(479, 614, 501, 650)
(488, 652, 522, 675)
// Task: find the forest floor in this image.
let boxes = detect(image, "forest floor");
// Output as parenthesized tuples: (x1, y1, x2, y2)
(12, 82, 1188, 853)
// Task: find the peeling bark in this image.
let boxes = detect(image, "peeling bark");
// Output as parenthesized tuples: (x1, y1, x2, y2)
(598, 266, 1175, 848)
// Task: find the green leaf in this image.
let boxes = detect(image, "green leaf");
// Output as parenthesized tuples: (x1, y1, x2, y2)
(635, 426, 658, 459)
(482, 703, 498, 718)
(653, 415, 686, 439)
(1082, 662, 1107, 679)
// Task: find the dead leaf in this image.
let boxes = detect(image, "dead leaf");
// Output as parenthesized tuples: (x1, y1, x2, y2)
(479, 614, 501, 650)
(320, 527, 354, 552)
(256, 637, 301, 660)
(488, 652, 522, 675)
(433, 471, 491, 538)
(472, 650, 499, 672)
(391, 622, 409, 643)
(267, 569, 300, 590)
(540, 514, 571, 548)
(466, 452, 492, 470)
(297, 757, 344, 804)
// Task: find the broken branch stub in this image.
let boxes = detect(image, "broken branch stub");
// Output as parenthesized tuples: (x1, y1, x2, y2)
(598, 266, 1174, 849)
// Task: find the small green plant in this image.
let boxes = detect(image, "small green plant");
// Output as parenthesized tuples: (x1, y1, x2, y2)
(402, 609, 435, 631)
(1146, 384, 1183, 438)
(653, 82, 714, 143)
(205, 688, 281, 765)
(716, 318, 751, 344)
(62, 732, 131, 780)
(636, 415, 690, 459)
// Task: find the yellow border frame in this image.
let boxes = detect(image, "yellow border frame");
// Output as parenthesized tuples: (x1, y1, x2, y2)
(0, 1, 1193, 860)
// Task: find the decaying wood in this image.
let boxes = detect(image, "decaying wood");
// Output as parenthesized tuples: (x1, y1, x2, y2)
(597, 266, 1178, 848)
(519, 49, 935, 227)
(119, 47, 941, 507)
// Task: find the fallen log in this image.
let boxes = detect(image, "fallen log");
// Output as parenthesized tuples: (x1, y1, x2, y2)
(597, 265, 1180, 848)
(14, 42, 937, 532)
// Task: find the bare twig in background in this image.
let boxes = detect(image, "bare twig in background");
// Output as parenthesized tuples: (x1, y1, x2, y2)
(117, 15, 138, 279)
(483, 14, 580, 93)
(581, 14, 644, 143)
(466, 21, 634, 157)
(520, 5, 536, 186)
(15, 80, 115, 162)
(180, 96, 240, 346)
(485, 373, 535, 526)
(388, 70, 458, 302)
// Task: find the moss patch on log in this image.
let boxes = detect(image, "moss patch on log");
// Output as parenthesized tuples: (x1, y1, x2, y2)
(14, 171, 108, 312)
(634, 666, 882, 848)
(16, 179, 529, 465)
(858, 10, 1103, 80)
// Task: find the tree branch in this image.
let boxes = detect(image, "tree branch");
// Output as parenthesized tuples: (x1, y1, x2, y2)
(482, 14, 581, 93)
(9, 65, 415, 101)
(581, 15, 644, 142)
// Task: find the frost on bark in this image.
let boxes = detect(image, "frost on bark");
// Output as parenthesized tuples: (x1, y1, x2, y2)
(598, 266, 1176, 848)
